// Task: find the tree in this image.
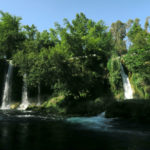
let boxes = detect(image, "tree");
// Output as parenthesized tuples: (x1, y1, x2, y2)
(127, 18, 150, 50)
(23, 24, 37, 40)
(110, 20, 127, 55)
(43, 13, 114, 98)
(0, 11, 25, 58)
(145, 16, 150, 33)
(11, 12, 113, 101)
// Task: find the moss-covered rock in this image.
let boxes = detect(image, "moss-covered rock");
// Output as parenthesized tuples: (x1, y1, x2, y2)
(130, 73, 150, 99)
(27, 95, 110, 116)
(10, 102, 20, 109)
(41, 95, 65, 108)
(27, 95, 66, 114)
(107, 56, 124, 100)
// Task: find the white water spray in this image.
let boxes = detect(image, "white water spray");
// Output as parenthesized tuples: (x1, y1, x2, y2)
(66, 112, 113, 130)
(18, 74, 29, 110)
(1, 60, 13, 109)
(120, 64, 133, 99)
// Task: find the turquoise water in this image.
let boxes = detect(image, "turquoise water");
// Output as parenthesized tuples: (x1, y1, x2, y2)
(0, 110, 150, 150)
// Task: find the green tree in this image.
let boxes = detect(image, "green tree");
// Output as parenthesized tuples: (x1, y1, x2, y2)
(127, 18, 149, 49)
(12, 12, 113, 101)
(23, 24, 37, 40)
(110, 20, 127, 55)
(0, 11, 25, 58)
(144, 16, 150, 33)
(45, 13, 113, 98)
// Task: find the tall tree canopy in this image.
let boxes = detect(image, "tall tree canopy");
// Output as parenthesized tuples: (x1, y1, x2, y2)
(1, 10, 150, 100)
(110, 20, 127, 55)
(12, 12, 113, 99)
(0, 11, 25, 58)
(127, 18, 150, 50)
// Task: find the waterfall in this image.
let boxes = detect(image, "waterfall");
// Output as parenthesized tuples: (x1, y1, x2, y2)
(18, 74, 29, 110)
(37, 84, 41, 105)
(120, 64, 133, 99)
(1, 60, 13, 109)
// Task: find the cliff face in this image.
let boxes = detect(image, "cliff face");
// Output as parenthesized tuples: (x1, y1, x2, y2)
(107, 50, 150, 100)
(129, 73, 150, 99)
(122, 49, 150, 99)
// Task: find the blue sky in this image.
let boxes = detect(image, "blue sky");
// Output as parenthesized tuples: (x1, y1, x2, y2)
(0, 0, 150, 31)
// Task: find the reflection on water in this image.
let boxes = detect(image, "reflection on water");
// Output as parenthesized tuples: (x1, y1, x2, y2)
(0, 110, 150, 150)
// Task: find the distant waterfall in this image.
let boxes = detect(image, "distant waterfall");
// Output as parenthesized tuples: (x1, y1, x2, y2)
(1, 60, 13, 109)
(18, 74, 29, 110)
(120, 64, 133, 99)
(37, 84, 41, 105)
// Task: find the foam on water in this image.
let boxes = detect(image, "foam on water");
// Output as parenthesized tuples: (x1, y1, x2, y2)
(66, 112, 113, 130)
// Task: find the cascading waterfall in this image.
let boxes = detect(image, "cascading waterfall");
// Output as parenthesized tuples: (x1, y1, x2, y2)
(120, 64, 133, 99)
(18, 74, 29, 110)
(1, 60, 13, 109)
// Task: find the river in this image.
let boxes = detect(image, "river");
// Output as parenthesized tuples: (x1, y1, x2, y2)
(0, 110, 150, 150)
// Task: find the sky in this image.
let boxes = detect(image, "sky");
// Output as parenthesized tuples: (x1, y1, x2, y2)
(0, 0, 150, 31)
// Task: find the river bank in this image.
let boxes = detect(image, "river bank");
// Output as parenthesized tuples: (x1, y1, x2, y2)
(25, 96, 150, 123)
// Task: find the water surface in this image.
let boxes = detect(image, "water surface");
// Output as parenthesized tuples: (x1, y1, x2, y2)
(0, 110, 150, 150)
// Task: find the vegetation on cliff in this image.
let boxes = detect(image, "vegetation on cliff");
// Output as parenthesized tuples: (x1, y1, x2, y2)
(0, 11, 150, 117)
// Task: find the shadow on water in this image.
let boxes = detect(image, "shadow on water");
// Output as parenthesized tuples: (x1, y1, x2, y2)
(0, 110, 150, 150)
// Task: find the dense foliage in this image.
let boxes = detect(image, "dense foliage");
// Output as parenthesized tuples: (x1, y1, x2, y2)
(107, 56, 124, 99)
(0, 10, 150, 110)
(122, 18, 150, 99)
(0, 11, 114, 103)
